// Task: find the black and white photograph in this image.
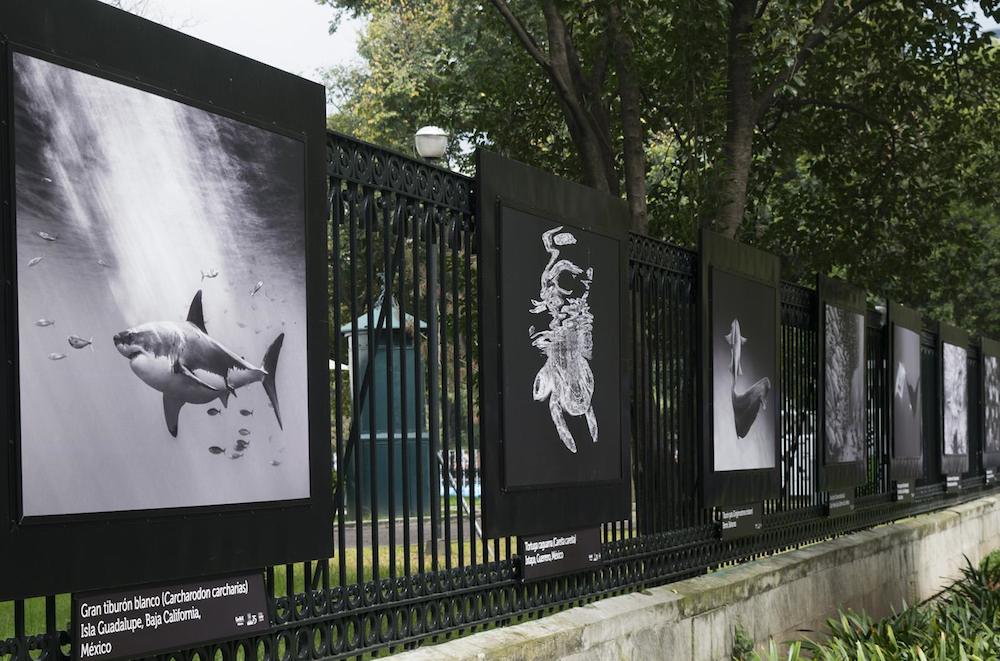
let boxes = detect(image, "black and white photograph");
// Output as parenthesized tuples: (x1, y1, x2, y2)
(711, 269, 776, 472)
(986, 354, 1000, 454)
(824, 304, 866, 464)
(893, 325, 923, 459)
(13, 52, 310, 517)
(499, 206, 622, 488)
(942, 342, 968, 456)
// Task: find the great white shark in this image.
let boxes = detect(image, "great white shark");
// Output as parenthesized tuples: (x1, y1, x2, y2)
(113, 290, 283, 437)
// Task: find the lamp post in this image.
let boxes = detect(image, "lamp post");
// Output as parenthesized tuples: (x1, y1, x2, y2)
(414, 125, 448, 163)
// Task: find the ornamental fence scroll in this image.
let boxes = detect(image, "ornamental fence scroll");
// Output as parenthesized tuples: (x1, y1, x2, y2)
(0, 129, 996, 661)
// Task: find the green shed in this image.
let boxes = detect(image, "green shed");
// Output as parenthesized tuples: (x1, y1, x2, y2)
(339, 292, 431, 519)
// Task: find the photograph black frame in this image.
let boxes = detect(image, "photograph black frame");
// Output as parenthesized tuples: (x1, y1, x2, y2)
(0, 0, 332, 600)
(699, 230, 781, 508)
(938, 322, 970, 477)
(476, 149, 632, 538)
(817, 276, 868, 490)
(981, 337, 1000, 470)
(888, 302, 924, 482)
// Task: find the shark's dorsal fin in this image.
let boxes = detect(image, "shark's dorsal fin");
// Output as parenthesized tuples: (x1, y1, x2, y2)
(187, 290, 207, 333)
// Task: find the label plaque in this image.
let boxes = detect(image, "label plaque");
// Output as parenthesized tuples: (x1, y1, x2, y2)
(519, 528, 602, 581)
(73, 572, 268, 660)
(946, 475, 961, 492)
(894, 481, 914, 502)
(827, 491, 855, 518)
(718, 502, 763, 540)
(987, 469, 996, 485)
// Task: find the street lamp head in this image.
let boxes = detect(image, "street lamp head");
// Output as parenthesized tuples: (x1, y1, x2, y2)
(414, 125, 448, 160)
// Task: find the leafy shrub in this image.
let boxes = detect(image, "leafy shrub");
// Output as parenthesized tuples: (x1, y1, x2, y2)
(738, 554, 1000, 660)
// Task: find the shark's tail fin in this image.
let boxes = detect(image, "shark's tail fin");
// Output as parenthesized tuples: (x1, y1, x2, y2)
(262, 333, 284, 429)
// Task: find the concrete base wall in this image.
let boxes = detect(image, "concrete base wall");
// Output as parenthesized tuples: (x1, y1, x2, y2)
(393, 495, 1000, 661)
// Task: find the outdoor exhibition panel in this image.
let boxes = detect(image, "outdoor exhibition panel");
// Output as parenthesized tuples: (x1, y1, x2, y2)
(939, 322, 971, 478)
(889, 302, 924, 482)
(817, 276, 868, 490)
(699, 230, 781, 508)
(0, 0, 332, 600)
(476, 149, 631, 538)
(983, 337, 1000, 470)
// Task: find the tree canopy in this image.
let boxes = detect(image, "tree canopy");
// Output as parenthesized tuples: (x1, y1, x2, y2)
(319, 0, 1000, 335)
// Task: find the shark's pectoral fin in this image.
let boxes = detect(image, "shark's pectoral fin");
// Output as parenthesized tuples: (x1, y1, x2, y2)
(173, 358, 219, 392)
(163, 395, 184, 437)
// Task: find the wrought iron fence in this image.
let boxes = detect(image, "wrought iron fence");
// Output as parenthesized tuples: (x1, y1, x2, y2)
(1, 130, 996, 661)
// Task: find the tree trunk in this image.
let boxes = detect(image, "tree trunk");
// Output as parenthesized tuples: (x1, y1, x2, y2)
(540, 1, 619, 195)
(714, 0, 757, 239)
(608, 2, 647, 234)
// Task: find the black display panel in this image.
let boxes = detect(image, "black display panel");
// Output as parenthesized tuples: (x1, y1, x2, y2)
(477, 149, 631, 538)
(939, 322, 970, 477)
(499, 207, 622, 488)
(889, 303, 923, 481)
(0, 0, 331, 600)
(818, 276, 867, 489)
(983, 337, 1000, 470)
(700, 231, 780, 507)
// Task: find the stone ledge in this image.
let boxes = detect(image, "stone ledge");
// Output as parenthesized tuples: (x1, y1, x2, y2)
(391, 494, 1000, 660)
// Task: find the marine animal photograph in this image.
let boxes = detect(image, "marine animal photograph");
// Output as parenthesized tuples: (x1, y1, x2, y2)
(942, 342, 968, 456)
(13, 52, 309, 517)
(711, 269, 776, 471)
(985, 355, 1000, 454)
(893, 325, 923, 459)
(498, 207, 622, 489)
(824, 304, 866, 464)
(529, 226, 597, 454)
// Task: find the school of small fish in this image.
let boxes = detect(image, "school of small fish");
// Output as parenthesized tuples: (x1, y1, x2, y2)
(235, 439, 249, 452)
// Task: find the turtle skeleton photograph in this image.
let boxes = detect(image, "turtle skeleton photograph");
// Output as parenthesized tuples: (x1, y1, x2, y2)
(12, 51, 310, 517)
(498, 206, 621, 489)
(529, 226, 598, 454)
(711, 269, 776, 472)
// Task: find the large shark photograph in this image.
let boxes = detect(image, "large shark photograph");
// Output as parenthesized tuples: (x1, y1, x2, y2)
(13, 52, 310, 517)
(113, 291, 284, 437)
